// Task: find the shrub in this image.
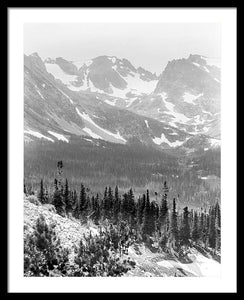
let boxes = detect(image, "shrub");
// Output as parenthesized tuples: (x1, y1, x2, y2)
(72, 221, 136, 276)
(24, 214, 69, 276)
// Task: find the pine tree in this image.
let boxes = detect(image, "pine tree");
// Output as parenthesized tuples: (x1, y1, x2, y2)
(180, 206, 191, 246)
(170, 198, 179, 248)
(208, 207, 216, 249)
(57, 160, 63, 189)
(64, 179, 72, 214)
(38, 179, 45, 204)
(113, 187, 120, 224)
(199, 209, 205, 245)
(53, 177, 65, 216)
(137, 194, 146, 227)
(24, 181, 27, 195)
(107, 186, 114, 219)
(73, 190, 79, 219)
(215, 202, 221, 251)
(128, 188, 136, 227)
(79, 183, 87, 220)
(142, 190, 154, 237)
(149, 201, 157, 234)
(191, 211, 200, 243)
(102, 186, 108, 219)
(44, 189, 49, 204)
(53, 189, 65, 216)
(158, 194, 169, 233)
(93, 194, 101, 225)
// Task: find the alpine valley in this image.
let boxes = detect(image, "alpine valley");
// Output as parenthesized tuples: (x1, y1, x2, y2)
(24, 52, 220, 205)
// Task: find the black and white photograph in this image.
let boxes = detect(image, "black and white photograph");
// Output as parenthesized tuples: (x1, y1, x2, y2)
(8, 8, 237, 293)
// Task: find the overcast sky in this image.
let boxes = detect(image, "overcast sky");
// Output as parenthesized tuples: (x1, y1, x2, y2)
(24, 23, 221, 75)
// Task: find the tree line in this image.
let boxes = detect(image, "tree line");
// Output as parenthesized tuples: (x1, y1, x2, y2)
(25, 161, 221, 254)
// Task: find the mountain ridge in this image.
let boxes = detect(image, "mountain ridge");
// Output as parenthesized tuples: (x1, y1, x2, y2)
(24, 52, 220, 151)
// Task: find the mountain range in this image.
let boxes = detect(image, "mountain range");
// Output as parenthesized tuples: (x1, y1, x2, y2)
(24, 52, 221, 153)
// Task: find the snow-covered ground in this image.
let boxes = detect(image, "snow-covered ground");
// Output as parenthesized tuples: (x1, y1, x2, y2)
(210, 138, 221, 147)
(183, 92, 203, 105)
(104, 99, 116, 106)
(34, 85, 45, 100)
(145, 120, 149, 128)
(45, 63, 78, 87)
(76, 107, 126, 143)
(24, 129, 54, 142)
(162, 98, 191, 124)
(48, 131, 69, 143)
(152, 133, 188, 147)
(157, 248, 220, 277)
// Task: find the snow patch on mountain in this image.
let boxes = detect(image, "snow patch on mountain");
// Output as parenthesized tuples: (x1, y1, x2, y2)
(183, 93, 197, 105)
(209, 138, 221, 147)
(24, 129, 54, 142)
(193, 115, 205, 125)
(57, 88, 74, 104)
(106, 70, 157, 98)
(153, 133, 187, 147)
(104, 99, 116, 106)
(184, 92, 203, 104)
(125, 73, 157, 95)
(125, 98, 137, 107)
(82, 127, 103, 140)
(203, 66, 210, 73)
(45, 63, 78, 86)
(108, 56, 117, 64)
(76, 107, 126, 143)
(192, 62, 200, 67)
(35, 86, 45, 100)
(163, 99, 190, 123)
(48, 131, 69, 143)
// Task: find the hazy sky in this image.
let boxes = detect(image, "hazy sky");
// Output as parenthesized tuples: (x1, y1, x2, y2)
(24, 23, 221, 75)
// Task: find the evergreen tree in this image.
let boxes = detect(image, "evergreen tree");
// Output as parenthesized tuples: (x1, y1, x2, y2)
(191, 211, 200, 243)
(107, 186, 114, 219)
(24, 181, 27, 195)
(44, 189, 49, 204)
(180, 206, 191, 246)
(53, 188, 65, 216)
(158, 194, 169, 232)
(52, 176, 65, 216)
(121, 193, 129, 221)
(57, 160, 63, 189)
(64, 179, 72, 214)
(73, 190, 80, 219)
(113, 187, 120, 224)
(93, 194, 101, 225)
(38, 179, 45, 204)
(208, 207, 216, 249)
(128, 188, 136, 227)
(215, 202, 221, 251)
(142, 190, 154, 237)
(199, 209, 205, 244)
(137, 194, 146, 226)
(149, 201, 156, 234)
(170, 198, 179, 247)
(79, 183, 87, 219)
